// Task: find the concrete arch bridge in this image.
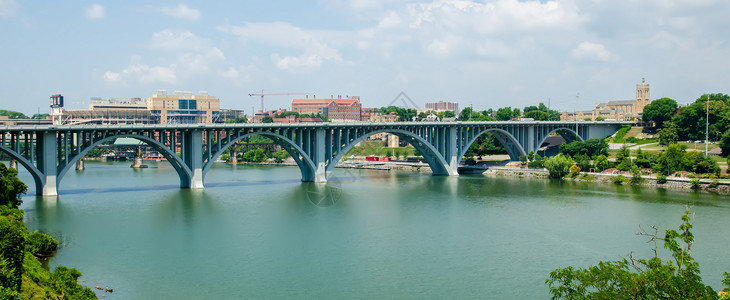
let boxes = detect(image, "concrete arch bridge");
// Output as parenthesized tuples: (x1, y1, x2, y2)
(0, 121, 627, 196)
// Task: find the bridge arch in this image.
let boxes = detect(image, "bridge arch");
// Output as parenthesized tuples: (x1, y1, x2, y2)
(57, 134, 193, 190)
(325, 128, 452, 176)
(535, 127, 584, 155)
(202, 132, 317, 182)
(0, 145, 44, 195)
(457, 128, 526, 165)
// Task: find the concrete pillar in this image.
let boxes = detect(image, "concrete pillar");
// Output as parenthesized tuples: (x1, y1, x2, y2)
(445, 127, 460, 176)
(313, 128, 327, 182)
(38, 131, 58, 196)
(9, 159, 17, 169)
(231, 150, 238, 164)
(75, 159, 84, 170)
(183, 130, 205, 189)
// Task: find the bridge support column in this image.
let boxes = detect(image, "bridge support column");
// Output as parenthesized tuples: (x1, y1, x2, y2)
(313, 128, 327, 182)
(445, 127, 459, 176)
(183, 130, 205, 189)
(38, 132, 58, 196)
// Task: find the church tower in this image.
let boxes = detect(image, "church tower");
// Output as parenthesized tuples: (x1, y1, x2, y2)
(635, 78, 650, 114)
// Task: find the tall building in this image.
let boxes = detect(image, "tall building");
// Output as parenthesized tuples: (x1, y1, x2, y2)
(147, 90, 220, 124)
(291, 96, 362, 122)
(425, 101, 459, 113)
(561, 78, 651, 121)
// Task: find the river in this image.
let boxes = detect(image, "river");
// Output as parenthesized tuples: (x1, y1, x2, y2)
(16, 160, 730, 299)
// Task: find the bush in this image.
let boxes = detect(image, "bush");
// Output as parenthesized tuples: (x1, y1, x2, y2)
(26, 232, 58, 257)
(50, 266, 96, 299)
(0, 217, 25, 293)
(547, 207, 730, 298)
(569, 165, 581, 178)
(657, 175, 668, 184)
(612, 175, 626, 185)
(0, 206, 23, 220)
(690, 178, 701, 189)
(710, 180, 719, 188)
(630, 166, 645, 184)
(543, 154, 573, 179)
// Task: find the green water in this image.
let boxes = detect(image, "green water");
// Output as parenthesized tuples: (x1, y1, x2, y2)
(17, 161, 730, 299)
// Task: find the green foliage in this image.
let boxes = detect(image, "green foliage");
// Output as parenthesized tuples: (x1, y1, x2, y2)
(613, 125, 631, 142)
(242, 148, 268, 162)
(593, 155, 609, 172)
(0, 110, 28, 119)
(671, 93, 730, 141)
(657, 121, 679, 146)
(0, 163, 27, 209)
(720, 130, 730, 156)
(543, 154, 573, 179)
(653, 144, 688, 175)
(615, 145, 633, 171)
(690, 178, 701, 189)
(710, 180, 719, 188)
(26, 232, 58, 257)
(569, 165, 581, 178)
(0, 217, 25, 293)
(656, 175, 667, 184)
(299, 113, 327, 121)
(437, 110, 456, 120)
(378, 106, 417, 122)
(527, 151, 535, 161)
(558, 139, 609, 158)
(574, 154, 592, 172)
(547, 207, 728, 299)
(630, 165, 644, 184)
(223, 116, 248, 123)
(272, 150, 289, 163)
(611, 175, 626, 185)
(464, 132, 506, 158)
(0, 206, 23, 220)
(261, 116, 274, 123)
(694, 153, 720, 175)
(633, 148, 654, 169)
(273, 111, 299, 118)
(518, 155, 527, 163)
(495, 107, 519, 121)
(643, 97, 678, 128)
(50, 266, 96, 299)
(528, 154, 544, 168)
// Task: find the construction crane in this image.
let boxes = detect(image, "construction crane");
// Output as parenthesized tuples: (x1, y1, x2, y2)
(247, 90, 309, 117)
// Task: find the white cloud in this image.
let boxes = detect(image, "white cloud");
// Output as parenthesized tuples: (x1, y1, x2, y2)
(0, 0, 19, 17)
(571, 41, 615, 62)
(85, 4, 104, 20)
(102, 63, 177, 85)
(148, 30, 208, 51)
(160, 4, 200, 20)
(221, 22, 344, 71)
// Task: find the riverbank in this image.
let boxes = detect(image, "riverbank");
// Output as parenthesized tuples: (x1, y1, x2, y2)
(227, 159, 730, 194)
(484, 166, 730, 194)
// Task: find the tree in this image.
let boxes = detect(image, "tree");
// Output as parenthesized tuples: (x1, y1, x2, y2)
(543, 154, 573, 179)
(720, 130, 730, 156)
(642, 97, 678, 128)
(653, 144, 688, 175)
(559, 139, 609, 158)
(0, 163, 27, 209)
(495, 107, 515, 121)
(242, 148, 268, 162)
(657, 121, 679, 145)
(594, 155, 609, 171)
(459, 107, 473, 121)
(547, 207, 730, 299)
(0, 217, 25, 293)
(261, 116, 274, 123)
(615, 145, 634, 171)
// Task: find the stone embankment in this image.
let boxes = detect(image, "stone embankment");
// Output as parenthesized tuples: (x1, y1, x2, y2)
(484, 167, 730, 193)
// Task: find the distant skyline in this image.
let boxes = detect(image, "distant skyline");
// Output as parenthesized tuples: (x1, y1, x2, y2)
(1, 0, 729, 116)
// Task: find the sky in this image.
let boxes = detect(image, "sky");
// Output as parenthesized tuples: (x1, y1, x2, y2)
(1, 0, 729, 116)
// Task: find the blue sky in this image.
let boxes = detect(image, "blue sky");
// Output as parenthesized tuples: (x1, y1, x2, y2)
(1, 0, 729, 116)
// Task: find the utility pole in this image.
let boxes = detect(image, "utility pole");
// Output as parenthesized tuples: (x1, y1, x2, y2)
(705, 94, 709, 156)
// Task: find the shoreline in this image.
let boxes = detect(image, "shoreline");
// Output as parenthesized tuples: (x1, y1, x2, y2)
(227, 160, 730, 194)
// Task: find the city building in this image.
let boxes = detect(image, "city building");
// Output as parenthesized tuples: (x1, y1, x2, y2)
(147, 90, 220, 124)
(50, 91, 222, 125)
(561, 78, 651, 121)
(425, 101, 459, 113)
(291, 96, 362, 122)
(369, 112, 400, 122)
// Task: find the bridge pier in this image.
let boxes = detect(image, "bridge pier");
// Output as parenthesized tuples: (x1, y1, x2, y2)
(39, 132, 59, 196)
(183, 130, 205, 189)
